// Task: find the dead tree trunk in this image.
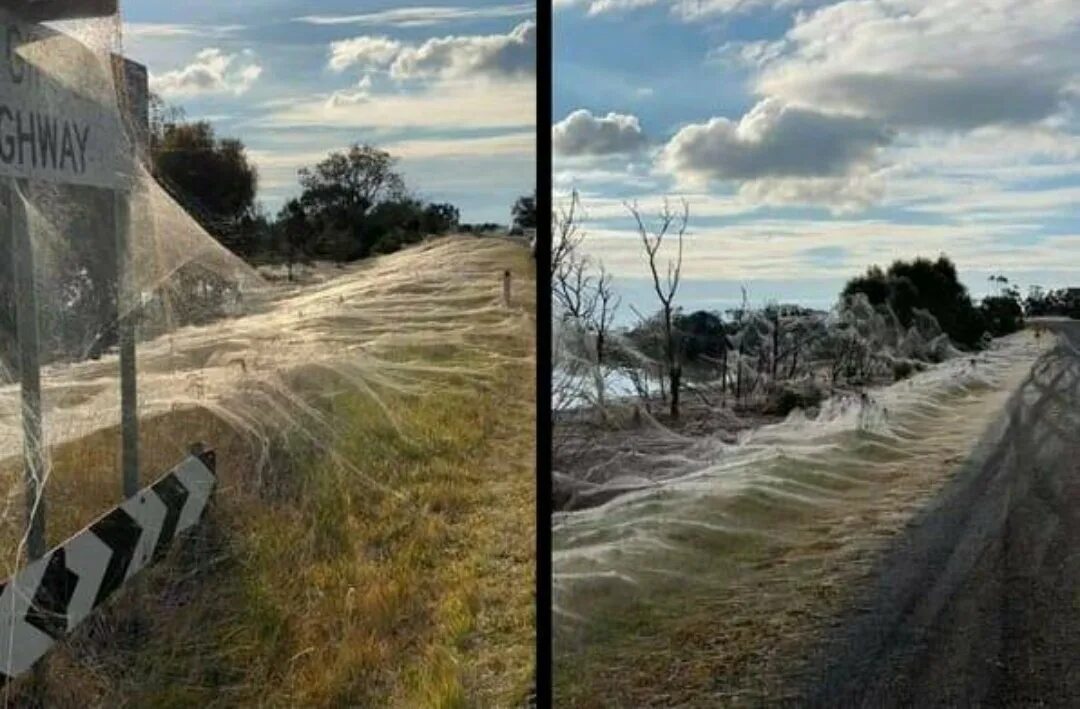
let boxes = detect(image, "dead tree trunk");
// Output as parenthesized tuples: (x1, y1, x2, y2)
(627, 198, 689, 421)
(771, 309, 781, 383)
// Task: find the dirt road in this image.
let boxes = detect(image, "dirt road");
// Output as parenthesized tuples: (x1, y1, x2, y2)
(802, 320, 1080, 706)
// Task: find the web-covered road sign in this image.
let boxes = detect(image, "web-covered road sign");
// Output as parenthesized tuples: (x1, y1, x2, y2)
(0, 6, 132, 188)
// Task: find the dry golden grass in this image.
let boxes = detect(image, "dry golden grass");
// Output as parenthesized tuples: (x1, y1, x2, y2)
(0, 239, 536, 708)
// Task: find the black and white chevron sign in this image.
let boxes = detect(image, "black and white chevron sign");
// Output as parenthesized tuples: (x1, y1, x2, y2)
(0, 449, 216, 681)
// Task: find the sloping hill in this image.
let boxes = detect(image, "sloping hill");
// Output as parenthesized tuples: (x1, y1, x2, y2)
(1, 235, 536, 707)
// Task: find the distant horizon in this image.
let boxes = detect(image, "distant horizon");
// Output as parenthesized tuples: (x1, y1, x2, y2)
(600, 270, 1079, 329)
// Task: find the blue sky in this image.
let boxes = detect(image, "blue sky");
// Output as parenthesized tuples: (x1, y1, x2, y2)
(119, 0, 536, 223)
(553, 0, 1080, 315)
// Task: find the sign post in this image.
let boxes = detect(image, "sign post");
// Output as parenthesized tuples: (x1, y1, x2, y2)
(116, 189, 138, 497)
(1, 8, 138, 557)
(10, 178, 44, 560)
(115, 56, 149, 499)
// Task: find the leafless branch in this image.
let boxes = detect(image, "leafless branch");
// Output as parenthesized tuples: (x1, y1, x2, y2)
(626, 198, 690, 419)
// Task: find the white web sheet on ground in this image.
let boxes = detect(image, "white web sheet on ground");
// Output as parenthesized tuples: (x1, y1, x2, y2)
(553, 327, 1049, 624)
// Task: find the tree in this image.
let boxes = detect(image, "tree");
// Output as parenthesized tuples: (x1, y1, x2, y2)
(275, 199, 311, 281)
(552, 190, 584, 281)
(674, 310, 727, 363)
(551, 191, 622, 410)
(981, 291, 1024, 337)
(1024, 286, 1079, 319)
(628, 198, 689, 420)
(553, 190, 602, 323)
(151, 120, 259, 255)
(843, 255, 987, 349)
(300, 144, 405, 218)
(299, 144, 407, 260)
(422, 203, 460, 234)
(512, 191, 537, 231)
(843, 266, 890, 308)
(148, 92, 186, 154)
(1025, 285, 1047, 316)
(591, 264, 621, 406)
(365, 197, 426, 255)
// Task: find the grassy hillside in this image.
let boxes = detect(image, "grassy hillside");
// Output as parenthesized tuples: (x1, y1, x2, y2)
(0, 236, 536, 707)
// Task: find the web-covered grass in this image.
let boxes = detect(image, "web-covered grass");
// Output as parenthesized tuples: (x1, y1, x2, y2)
(553, 330, 1050, 706)
(2, 237, 537, 706)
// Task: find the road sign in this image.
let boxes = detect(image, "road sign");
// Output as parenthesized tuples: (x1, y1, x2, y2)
(0, 7, 131, 188)
(1, 1, 117, 22)
(0, 449, 216, 682)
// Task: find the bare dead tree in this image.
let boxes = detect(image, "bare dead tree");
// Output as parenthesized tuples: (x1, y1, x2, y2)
(553, 189, 585, 280)
(553, 190, 622, 414)
(556, 256, 599, 322)
(733, 286, 749, 405)
(769, 305, 781, 383)
(786, 317, 814, 380)
(624, 360, 652, 408)
(553, 189, 600, 322)
(594, 263, 620, 368)
(627, 198, 689, 420)
(592, 263, 621, 408)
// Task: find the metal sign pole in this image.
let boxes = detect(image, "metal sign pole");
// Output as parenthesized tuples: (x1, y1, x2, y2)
(0, 2, 148, 537)
(10, 177, 46, 561)
(116, 189, 138, 498)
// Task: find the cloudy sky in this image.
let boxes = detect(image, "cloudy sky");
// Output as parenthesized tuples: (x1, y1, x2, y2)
(554, 0, 1080, 314)
(121, 0, 536, 223)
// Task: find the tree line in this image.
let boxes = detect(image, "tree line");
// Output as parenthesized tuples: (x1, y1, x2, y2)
(150, 103, 535, 279)
(554, 190, 1059, 424)
(1024, 286, 1080, 319)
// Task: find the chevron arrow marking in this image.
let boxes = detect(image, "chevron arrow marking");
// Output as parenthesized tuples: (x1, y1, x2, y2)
(0, 451, 216, 683)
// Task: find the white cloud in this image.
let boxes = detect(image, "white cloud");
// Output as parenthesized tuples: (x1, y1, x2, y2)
(554, 0, 1080, 287)
(734, 170, 886, 212)
(579, 217, 1077, 282)
(329, 37, 403, 72)
(553, 109, 648, 156)
(296, 3, 534, 27)
(659, 98, 891, 206)
(150, 48, 263, 97)
(325, 75, 375, 108)
(672, 0, 810, 20)
(555, 0, 812, 20)
(123, 23, 245, 39)
(390, 20, 535, 80)
(256, 79, 535, 131)
(386, 131, 535, 159)
(757, 0, 1080, 131)
(576, 0, 661, 14)
(554, 166, 661, 193)
(708, 39, 787, 68)
(328, 21, 535, 82)
(556, 0, 1080, 229)
(637, 0, 1080, 210)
